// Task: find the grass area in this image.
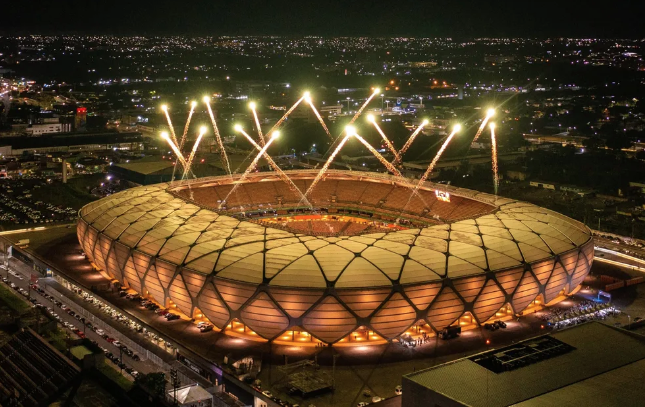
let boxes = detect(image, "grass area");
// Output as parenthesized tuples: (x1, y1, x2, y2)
(31, 173, 104, 210)
(97, 360, 133, 391)
(0, 283, 31, 314)
(43, 328, 68, 352)
(70, 345, 93, 360)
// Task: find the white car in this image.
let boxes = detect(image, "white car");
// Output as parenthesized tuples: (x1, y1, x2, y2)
(96, 329, 105, 336)
(63, 322, 70, 327)
(395, 385, 402, 395)
(113, 341, 121, 348)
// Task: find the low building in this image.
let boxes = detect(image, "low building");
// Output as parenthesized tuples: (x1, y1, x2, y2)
(529, 180, 556, 190)
(560, 185, 595, 197)
(0, 132, 144, 155)
(109, 161, 176, 185)
(402, 322, 645, 407)
(320, 104, 343, 116)
(25, 123, 62, 135)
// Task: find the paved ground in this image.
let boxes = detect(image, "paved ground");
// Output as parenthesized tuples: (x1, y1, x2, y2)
(14, 229, 625, 407)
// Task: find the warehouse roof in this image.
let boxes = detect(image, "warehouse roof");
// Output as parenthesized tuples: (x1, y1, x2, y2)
(113, 161, 174, 175)
(404, 322, 645, 407)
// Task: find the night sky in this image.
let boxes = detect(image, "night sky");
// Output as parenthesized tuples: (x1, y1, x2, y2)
(4, 0, 645, 37)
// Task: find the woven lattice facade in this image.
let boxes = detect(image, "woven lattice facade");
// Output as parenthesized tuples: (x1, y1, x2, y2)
(77, 170, 593, 343)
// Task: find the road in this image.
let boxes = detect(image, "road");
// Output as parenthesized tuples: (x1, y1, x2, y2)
(1, 260, 160, 382)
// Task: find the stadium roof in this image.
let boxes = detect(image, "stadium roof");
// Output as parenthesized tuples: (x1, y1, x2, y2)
(78, 171, 592, 288)
(403, 322, 645, 407)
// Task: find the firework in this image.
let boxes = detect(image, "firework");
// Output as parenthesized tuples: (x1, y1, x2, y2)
(367, 115, 400, 162)
(305, 127, 354, 198)
(353, 132, 402, 177)
(237, 127, 312, 207)
(396, 119, 429, 164)
(304, 92, 333, 140)
(161, 131, 187, 169)
(413, 124, 461, 194)
(249, 102, 265, 146)
(172, 101, 197, 180)
(490, 122, 499, 195)
(161, 105, 179, 147)
(348, 88, 379, 125)
(204, 96, 232, 175)
(472, 108, 495, 142)
(266, 96, 306, 136)
(221, 131, 281, 207)
(182, 126, 207, 180)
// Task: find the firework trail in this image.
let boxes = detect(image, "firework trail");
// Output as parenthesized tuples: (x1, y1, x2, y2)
(490, 123, 499, 195)
(204, 96, 231, 175)
(396, 120, 429, 165)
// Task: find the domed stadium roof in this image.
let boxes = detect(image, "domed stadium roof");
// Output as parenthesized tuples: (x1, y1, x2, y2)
(78, 171, 592, 289)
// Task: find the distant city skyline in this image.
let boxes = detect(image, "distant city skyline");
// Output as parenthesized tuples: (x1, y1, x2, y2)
(3, 1, 645, 38)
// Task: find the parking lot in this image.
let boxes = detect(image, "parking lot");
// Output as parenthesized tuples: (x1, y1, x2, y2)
(0, 177, 76, 226)
(1, 264, 162, 383)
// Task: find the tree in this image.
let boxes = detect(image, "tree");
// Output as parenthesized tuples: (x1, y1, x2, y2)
(134, 372, 166, 397)
(582, 137, 604, 151)
(605, 133, 633, 151)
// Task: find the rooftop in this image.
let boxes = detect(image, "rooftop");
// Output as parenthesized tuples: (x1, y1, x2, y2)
(404, 322, 645, 407)
(113, 160, 174, 175)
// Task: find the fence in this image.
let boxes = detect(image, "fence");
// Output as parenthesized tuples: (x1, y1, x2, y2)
(605, 281, 625, 291)
(43, 285, 192, 384)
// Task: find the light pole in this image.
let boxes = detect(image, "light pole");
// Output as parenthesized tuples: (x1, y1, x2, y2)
(381, 94, 384, 112)
(346, 97, 351, 114)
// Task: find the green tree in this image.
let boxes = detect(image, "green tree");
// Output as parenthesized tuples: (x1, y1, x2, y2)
(605, 133, 633, 151)
(135, 372, 166, 397)
(582, 137, 604, 151)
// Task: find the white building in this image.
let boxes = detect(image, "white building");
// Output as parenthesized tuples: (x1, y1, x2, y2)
(25, 123, 68, 135)
(167, 384, 213, 407)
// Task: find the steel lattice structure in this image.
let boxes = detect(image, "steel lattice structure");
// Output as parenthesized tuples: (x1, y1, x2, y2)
(77, 170, 593, 343)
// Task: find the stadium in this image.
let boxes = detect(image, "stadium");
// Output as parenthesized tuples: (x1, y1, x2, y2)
(76, 170, 594, 345)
